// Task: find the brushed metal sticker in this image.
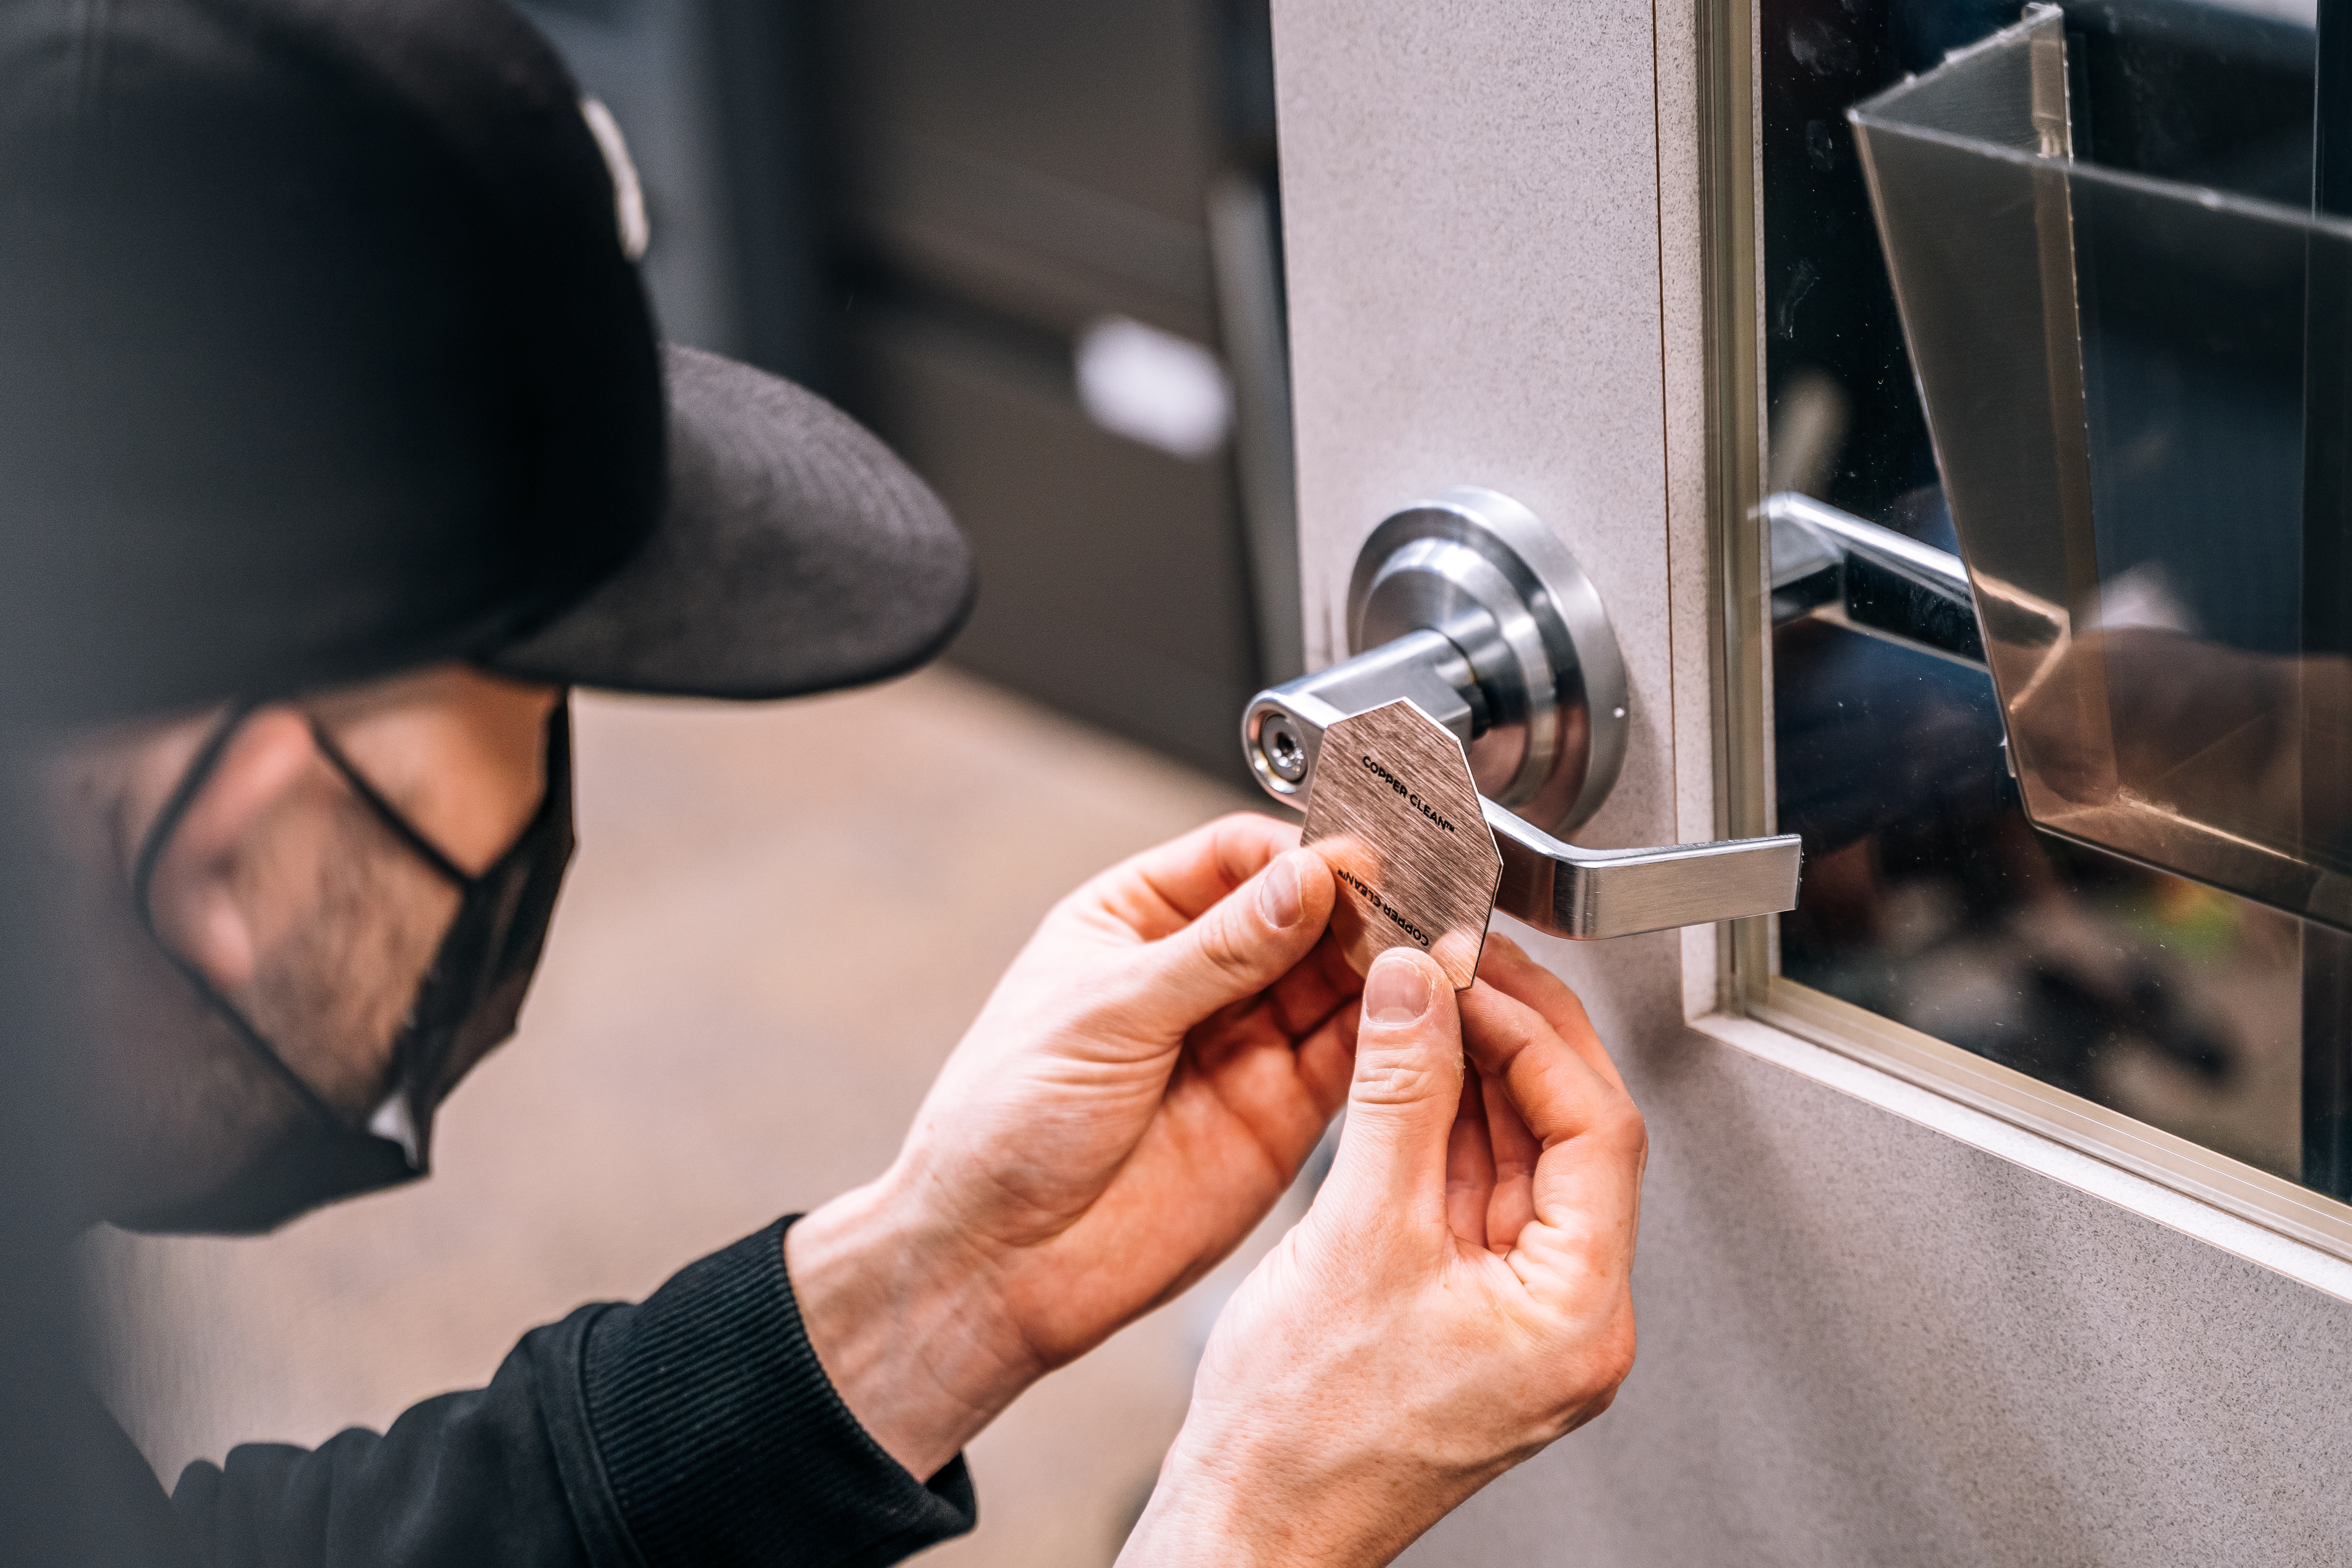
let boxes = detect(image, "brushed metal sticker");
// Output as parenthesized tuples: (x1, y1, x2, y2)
(1301, 698, 1502, 990)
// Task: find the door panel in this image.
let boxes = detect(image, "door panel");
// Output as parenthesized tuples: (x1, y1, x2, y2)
(1418, 1041, 2352, 1564)
(1270, 0, 2352, 1560)
(1271, 0, 1675, 857)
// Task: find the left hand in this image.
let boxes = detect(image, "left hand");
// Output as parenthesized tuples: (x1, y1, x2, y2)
(1117, 937, 1644, 1566)
(785, 813, 1361, 1479)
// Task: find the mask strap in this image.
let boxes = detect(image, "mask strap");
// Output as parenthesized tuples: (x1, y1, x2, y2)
(130, 701, 360, 1136)
(129, 700, 259, 913)
(304, 719, 475, 891)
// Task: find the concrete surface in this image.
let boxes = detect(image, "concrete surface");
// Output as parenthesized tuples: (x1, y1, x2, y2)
(84, 668, 1298, 1568)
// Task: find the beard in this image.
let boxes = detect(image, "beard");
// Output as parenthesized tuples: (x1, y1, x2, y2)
(238, 792, 461, 1124)
(67, 784, 458, 1228)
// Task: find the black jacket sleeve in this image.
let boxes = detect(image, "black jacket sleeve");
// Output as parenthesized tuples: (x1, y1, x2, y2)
(163, 1217, 976, 1568)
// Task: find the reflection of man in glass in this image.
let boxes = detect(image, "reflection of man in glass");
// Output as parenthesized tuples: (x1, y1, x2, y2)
(2, 2, 1648, 1560)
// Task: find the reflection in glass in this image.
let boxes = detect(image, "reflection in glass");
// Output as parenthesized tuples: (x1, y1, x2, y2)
(1761, 0, 2352, 1197)
(1851, 4, 2352, 929)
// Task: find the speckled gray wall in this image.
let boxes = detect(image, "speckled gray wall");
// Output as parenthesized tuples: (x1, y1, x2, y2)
(1271, 0, 2352, 1561)
(1269, 0, 1673, 859)
(1413, 998, 2352, 1564)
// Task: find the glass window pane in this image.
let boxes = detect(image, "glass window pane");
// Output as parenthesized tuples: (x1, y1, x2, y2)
(1762, 0, 2352, 1196)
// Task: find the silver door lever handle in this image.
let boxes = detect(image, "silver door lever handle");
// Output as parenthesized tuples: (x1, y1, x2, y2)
(1482, 800, 1801, 942)
(1241, 488, 1801, 941)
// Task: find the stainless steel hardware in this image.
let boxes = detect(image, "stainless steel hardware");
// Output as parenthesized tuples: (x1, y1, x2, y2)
(1241, 487, 1803, 940)
(1766, 491, 1983, 667)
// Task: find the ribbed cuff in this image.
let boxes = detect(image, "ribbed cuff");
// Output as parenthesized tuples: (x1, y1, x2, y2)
(575, 1216, 977, 1568)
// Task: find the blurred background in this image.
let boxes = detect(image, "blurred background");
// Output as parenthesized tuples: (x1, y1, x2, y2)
(518, 0, 1300, 776)
(82, 4, 1310, 1563)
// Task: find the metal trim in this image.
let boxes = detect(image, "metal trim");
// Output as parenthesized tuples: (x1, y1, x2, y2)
(1697, 0, 1773, 1011)
(1759, 978, 2352, 1260)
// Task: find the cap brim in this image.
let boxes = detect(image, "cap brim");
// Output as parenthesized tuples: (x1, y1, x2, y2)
(484, 345, 975, 699)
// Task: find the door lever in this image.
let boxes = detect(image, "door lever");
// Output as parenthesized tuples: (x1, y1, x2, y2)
(1240, 487, 1801, 940)
(1766, 491, 1983, 667)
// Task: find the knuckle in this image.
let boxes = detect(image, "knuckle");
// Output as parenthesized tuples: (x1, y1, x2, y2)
(1593, 1095, 1647, 1159)
(1191, 908, 1262, 986)
(1537, 1218, 1630, 1278)
(1551, 1309, 1637, 1425)
(1577, 1350, 1631, 1423)
(1595, 1308, 1638, 1387)
(1211, 810, 1288, 869)
(1516, 1314, 1638, 1448)
(1350, 1044, 1448, 1106)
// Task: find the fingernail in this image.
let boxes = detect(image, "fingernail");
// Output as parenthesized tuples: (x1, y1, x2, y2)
(1258, 856, 1303, 928)
(1363, 951, 1432, 1023)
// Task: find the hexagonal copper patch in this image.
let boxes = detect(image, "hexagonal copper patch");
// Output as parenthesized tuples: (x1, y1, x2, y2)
(1302, 699, 1502, 989)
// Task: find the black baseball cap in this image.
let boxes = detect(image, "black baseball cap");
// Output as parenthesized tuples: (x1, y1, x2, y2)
(0, 0, 973, 728)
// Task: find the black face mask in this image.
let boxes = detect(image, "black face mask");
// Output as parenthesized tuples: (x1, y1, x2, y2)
(120, 699, 577, 1234)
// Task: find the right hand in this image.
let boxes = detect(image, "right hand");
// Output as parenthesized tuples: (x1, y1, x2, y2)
(785, 814, 1359, 1481)
(1118, 934, 1647, 1567)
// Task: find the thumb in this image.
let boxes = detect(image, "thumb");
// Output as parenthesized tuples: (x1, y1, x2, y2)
(1321, 947, 1463, 1214)
(1133, 847, 1334, 1022)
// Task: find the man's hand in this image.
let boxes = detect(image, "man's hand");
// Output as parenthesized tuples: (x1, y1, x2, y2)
(786, 813, 1361, 1480)
(1118, 935, 1645, 1567)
